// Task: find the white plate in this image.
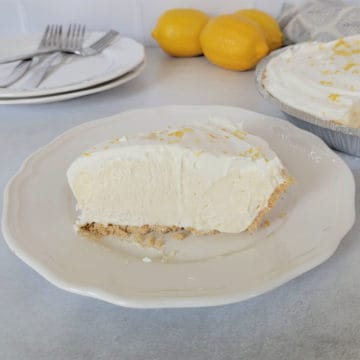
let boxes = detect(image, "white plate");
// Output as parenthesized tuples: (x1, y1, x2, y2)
(2, 106, 355, 308)
(0, 32, 145, 98)
(0, 60, 145, 105)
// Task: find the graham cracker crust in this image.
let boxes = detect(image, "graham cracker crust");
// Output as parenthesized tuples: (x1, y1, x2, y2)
(79, 223, 219, 237)
(79, 223, 219, 248)
(79, 172, 293, 241)
(247, 173, 293, 233)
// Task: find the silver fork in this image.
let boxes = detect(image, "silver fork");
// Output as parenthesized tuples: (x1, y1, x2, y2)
(0, 24, 60, 87)
(72, 30, 119, 56)
(25, 24, 86, 88)
(63, 24, 86, 52)
(0, 29, 119, 64)
(26, 27, 119, 88)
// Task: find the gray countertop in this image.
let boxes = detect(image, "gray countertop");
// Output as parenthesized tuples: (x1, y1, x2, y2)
(1, 48, 359, 360)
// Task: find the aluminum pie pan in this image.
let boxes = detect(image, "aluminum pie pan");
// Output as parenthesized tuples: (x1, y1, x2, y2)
(255, 48, 360, 157)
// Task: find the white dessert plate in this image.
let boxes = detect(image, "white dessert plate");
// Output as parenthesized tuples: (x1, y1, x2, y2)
(2, 106, 355, 308)
(0, 60, 145, 105)
(0, 32, 145, 98)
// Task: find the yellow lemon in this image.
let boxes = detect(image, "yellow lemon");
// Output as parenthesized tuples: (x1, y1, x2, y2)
(234, 9, 283, 50)
(152, 9, 209, 57)
(200, 14, 269, 71)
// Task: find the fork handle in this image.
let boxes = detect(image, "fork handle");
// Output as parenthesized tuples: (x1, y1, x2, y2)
(0, 49, 63, 64)
(0, 59, 33, 87)
(24, 52, 65, 88)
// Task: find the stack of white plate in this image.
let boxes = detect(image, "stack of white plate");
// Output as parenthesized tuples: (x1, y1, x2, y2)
(0, 32, 145, 104)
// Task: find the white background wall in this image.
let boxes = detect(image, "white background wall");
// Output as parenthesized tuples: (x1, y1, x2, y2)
(0, 0, 358, 45)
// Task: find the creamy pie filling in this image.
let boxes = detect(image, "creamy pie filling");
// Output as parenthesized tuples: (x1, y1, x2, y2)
(263, 35, 360, 128)
(67, 118, 291, 236)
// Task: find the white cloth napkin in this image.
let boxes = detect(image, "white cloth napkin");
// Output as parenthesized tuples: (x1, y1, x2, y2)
(278, 0, 360, 44)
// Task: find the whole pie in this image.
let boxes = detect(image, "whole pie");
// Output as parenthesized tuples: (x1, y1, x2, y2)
(263, 35, 360, 128)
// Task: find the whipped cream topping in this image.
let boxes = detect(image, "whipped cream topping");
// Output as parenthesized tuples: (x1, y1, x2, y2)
(67, 118, 288, 233)
(263, 35, 360, 128)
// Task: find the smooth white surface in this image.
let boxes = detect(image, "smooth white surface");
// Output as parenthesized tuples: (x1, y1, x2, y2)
(0, 32, 145, 98)
(1, 48, 360, 358)
(0, 61, 145, 104)
(2, 105, 355, 308)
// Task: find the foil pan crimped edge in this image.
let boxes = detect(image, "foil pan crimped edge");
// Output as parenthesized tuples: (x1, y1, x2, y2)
(255, 48, 360, 156)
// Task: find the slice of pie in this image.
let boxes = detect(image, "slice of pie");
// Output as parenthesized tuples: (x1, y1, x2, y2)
(67, 118, 291, 238)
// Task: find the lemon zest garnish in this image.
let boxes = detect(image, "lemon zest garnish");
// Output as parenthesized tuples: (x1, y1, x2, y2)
(349, 85, 355, 91)
(195, 150, 204, 157)
(319, 80, 333, 86)
(328, 93, 340, 102)
(168, 130, 184, 138)
(333, 38, 351, 49)
(239, 147, 263, 161)
(240, 147, 254, 156)
(109, 137, 120, 144)
(333, 49, 352, 56)
(262, 219, 271, 228)
(344, 62, 357, 71)
(183, 127, 194, 133)
(232, 129, 247, 140)
(83, 152, 92, 157)
(332, 38, 355, 56)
